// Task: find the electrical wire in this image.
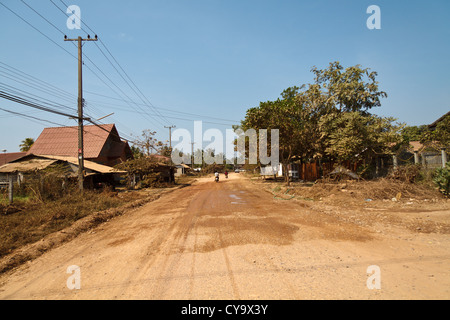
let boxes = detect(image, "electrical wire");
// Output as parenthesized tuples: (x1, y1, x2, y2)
(57, 0, 172, 126)
(50, 0, 170, 129)
(6, 0, 159, 137)
(83, 90, 241, 124)
(0, 106, 71, 127)
(0, 90, 77, 119)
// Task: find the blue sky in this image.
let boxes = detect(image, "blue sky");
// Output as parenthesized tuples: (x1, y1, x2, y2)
(0, 0, 449, 153)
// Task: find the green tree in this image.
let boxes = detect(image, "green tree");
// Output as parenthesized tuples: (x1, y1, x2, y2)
(239, 61, 392, 183)
(19, 138, 34, 152)
(401, 125, 427, 143)
(130, 145, 144, 159)
(422, 114, 450, 149)
(311, 61, 387, 113)
(241, 87, 309, 185)
(318, 112, 403, 163)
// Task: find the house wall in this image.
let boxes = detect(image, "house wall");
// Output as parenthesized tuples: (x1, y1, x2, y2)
(261, 161, 360, 181)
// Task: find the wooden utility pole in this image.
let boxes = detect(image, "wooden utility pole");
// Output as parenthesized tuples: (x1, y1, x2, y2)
(8, 175, 13, 204)
(190, 142, 195, 170)
(165, 125, 176, 152)
(165, 125, 176, 182)
(64, 35, 98, 191)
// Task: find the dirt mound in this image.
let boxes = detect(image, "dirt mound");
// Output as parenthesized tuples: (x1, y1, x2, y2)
(260, 178, 444, 204)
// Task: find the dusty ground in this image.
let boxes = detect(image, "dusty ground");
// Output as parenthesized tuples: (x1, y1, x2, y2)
(0, 173, 449, 300)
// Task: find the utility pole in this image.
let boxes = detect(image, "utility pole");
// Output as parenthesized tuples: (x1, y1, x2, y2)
(190, 142, 195, 170)
(165, 125, 176, 150)
(8, 174, 13, 204)
(64, 34, 98, 191)
(165, 125, 176, 183)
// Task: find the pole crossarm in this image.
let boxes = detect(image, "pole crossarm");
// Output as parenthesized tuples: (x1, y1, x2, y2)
(64, 35, 98, 42)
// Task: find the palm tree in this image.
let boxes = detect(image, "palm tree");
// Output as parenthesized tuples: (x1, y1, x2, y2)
(19, 138, 34, 152)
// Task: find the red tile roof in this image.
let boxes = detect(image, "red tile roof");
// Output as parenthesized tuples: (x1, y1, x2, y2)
(408, 141, 424, 152)
(148, 154, 170, 163)
(27, 124, 119, 159)
(0, 152, 27, 166)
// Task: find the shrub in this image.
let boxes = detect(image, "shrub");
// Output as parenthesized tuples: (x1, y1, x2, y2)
(433, 162, 450, 196)
(388, 164, 421, 183)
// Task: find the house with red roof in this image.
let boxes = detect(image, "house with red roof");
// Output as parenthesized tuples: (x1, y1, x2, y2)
(27, 124, 133, 167)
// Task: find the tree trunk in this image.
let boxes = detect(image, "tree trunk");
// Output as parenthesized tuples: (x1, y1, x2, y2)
(282, 161, 290, 186)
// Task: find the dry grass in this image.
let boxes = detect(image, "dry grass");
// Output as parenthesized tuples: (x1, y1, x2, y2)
(0, 189, 146, 259)
(257, 176, 445, 203)
(301, 179, 442, 201)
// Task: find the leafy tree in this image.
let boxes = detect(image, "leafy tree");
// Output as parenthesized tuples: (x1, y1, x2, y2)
(401, 125, 428, 143)
(130, 145, 144, 159)
(318, 112, 404, 163)
(241, 87, 308, 185)
(311, 61, 387, 113)
(422, 114, 450, 149)
(240, 61, 393, 183)
(434, 114, 450, 148)
(159, 145, 172, 158)
(19, 138, 34, 152)
(132, 130, 166, 156)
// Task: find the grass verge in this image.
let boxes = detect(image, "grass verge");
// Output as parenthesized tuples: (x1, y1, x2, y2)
(0, 187, 178, 274)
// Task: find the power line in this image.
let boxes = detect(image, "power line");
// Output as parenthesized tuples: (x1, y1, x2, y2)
(0, 58, 140, 142)
(2, 0, 238, 150)
(20, 0, 65, 36)
(0, 106, 131, 145)
(13, 0, 164, 131)
(56, 0, 172, 126)
(0, 90, 78, 119)
(82, 90, 241, 124)
(0, 72, 76, 112)
(0, 2, 77, 60)
(0, 106, 70, 128)
(0, 61, 77, 103)
(10, 0, 164, 140)
(0, 82, 75, 116)
(87, 102, 239, 127)
(0, 61, 138, 141)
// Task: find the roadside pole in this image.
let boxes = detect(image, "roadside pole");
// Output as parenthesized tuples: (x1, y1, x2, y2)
(165, 125, 176, 183)
(8, 175, 13, 204)
(64, 34, 98, 191)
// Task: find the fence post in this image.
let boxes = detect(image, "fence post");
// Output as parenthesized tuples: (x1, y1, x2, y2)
(393, 155, 398, 170)
(442, 148, 448, 168)
(8, 174, 13, 204)
(414, 151, 419, 165)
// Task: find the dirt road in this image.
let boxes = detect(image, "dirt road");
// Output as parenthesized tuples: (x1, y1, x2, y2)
(0, 173, 449, 299)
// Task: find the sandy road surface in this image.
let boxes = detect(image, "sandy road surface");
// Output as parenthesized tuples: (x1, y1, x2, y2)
(0, 173, 449, 299)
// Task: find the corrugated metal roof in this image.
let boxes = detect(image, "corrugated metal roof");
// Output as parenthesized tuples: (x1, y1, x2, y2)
(0, 158, 58, 173)
(0, 154, 126, 174)
(35, 155, 125, 174)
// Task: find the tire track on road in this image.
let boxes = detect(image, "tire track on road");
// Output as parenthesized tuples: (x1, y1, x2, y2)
(218, 228, 241, 299)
